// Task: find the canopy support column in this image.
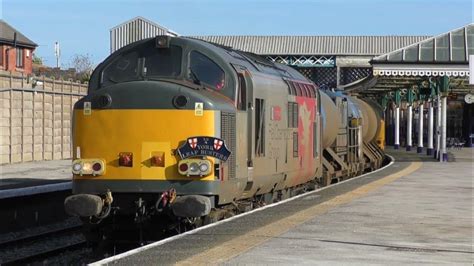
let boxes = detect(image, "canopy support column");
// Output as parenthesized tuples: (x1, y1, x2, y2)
(427, 101, 434, 155)
(406, 88, 414, 151)
(417, 102, 424, 153)
(406, 105, 412, 151)
(441, 96, 448, 162)
(394, 90, 401, 150)
(435, 96, 441, 159)
(394, 106, 400, 149)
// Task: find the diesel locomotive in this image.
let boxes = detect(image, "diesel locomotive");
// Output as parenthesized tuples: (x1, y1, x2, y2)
(64, 36, 385, 232)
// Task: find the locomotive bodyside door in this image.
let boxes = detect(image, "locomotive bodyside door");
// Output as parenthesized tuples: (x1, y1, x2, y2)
(232, 64, 254, 187)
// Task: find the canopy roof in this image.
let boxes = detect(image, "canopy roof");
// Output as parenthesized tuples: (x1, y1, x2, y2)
(192, 35, 429, 56)
(346, 24, 474, 95)
(371, 24, 473, 78)
(373, 24, 473, 64)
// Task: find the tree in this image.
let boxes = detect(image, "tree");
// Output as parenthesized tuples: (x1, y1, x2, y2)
(70, 54, 95, 83)
(32, 54, 43, 65)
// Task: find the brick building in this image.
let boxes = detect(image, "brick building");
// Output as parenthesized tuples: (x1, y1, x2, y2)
(0, 20, 37, 75)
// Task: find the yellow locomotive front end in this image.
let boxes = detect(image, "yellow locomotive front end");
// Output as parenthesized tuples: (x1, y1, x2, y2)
(64, 36, 238, 221)
(72, 107, 217, 184)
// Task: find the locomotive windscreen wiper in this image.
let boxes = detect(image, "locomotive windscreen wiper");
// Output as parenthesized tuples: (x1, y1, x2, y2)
(189, 69, 201, 86)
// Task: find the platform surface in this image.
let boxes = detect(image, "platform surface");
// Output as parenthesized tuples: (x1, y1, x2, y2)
(0, 160, 70, 190)
(101, 147, 473, 265)
(224, 148, 473, 265)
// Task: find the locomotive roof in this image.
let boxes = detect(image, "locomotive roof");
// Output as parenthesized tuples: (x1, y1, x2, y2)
(90, 36, 312, 92)
(181, 36, 309, 82)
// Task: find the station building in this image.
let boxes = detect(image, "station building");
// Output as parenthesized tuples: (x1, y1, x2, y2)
(109, 17, 473, 152)
(0, 20, 37, 75)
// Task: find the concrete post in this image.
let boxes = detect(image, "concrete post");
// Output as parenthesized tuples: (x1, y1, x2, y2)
(441, 96, 448, 162)
(406, 105, 413, 151)
(394, 106, 400, 149)
(427, 101, 434, 155)
(417, 102, 424, 153)
(336, 66, 341, 87)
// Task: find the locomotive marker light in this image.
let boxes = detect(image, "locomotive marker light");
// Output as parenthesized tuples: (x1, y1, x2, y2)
(118, 152, 133, 167)
(150, 152, 165, 167)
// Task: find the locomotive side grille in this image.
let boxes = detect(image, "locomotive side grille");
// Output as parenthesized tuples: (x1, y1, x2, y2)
(221, 112, 236, 179)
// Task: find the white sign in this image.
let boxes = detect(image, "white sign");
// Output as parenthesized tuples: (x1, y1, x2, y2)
(194, 102, 203, 116)
(470, 55, 474, 85)
(83, 102, 91, 116)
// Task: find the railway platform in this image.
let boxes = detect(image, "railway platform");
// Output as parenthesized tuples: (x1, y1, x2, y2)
(0, 160, 71, 198)
(95, 147, 473, 265)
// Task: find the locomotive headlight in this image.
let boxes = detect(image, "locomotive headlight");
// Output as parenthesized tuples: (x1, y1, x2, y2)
(189, 162, 199, 173)
(155, 36, 171, 48)
(82, 162, 92, 172)
(178, 159, 212, 177)
(199, 163, 209, 172)
(72, 159, 106, 176)
(72, 162, 82, 173)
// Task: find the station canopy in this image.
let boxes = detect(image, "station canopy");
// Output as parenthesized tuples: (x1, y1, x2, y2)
(193, 36, 429, 56)
(350, 24, 473, 95)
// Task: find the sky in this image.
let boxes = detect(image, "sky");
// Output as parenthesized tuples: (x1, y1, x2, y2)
(1, 0, 472, 68)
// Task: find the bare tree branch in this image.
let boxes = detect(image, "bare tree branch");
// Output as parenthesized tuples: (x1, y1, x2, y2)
(70, 53, 95, 82)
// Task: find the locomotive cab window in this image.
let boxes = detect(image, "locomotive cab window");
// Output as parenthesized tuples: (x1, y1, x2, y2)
(190, 51, 233, 99)
(237, 73, 247, 110)
(102, 51, 140, 86)
(144, 45, 182, 77)
(101, 42, 182, 88)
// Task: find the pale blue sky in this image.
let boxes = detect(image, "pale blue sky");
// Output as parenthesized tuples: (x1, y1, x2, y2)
(1, 0, 472, 67)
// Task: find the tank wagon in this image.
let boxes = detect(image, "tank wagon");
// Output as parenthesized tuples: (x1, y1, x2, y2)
(64, 36, 385, 235)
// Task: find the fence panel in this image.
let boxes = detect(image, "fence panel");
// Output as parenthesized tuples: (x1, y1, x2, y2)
(0, 70, 87, 164)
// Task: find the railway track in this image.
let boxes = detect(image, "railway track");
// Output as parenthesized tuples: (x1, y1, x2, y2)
(0, 217, 88, 265)
(0, 157, 392, 264)
(0, 187, 120, 265)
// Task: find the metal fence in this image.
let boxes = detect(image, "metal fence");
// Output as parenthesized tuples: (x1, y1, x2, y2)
(0, 70, 87, 164)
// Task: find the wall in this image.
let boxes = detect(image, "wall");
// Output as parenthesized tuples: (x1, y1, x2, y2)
(0, 70, 87, 164)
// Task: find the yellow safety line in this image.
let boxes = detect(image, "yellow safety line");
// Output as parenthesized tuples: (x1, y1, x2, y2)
(176, 162, 422, 266)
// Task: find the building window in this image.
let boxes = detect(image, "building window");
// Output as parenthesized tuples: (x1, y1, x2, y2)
(16, 48, 24, 68)
(0, 46, 3, 66)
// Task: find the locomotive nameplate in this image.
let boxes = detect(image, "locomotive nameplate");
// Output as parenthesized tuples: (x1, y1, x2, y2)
(178, 136, 231, 161)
